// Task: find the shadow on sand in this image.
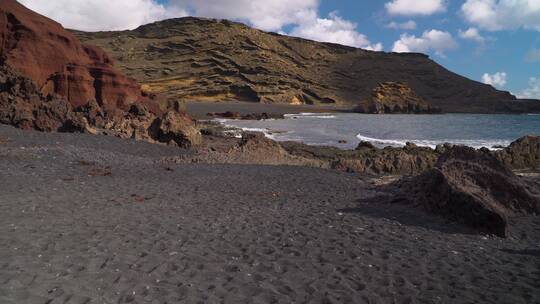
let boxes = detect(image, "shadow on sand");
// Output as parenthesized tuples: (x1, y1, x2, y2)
(500, 249, 540, 257)
(337, 195, 477, 236)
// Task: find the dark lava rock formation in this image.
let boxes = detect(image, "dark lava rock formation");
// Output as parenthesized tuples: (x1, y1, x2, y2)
(394, 146, 540, 237)
(0, 65, 77, 132)
(355, 82, 439, 114)
(494, 135, 540, 170)
(74, 17, 540, 113)
(0, 65, 201, 146)
(0, 0, 157, 113)
(206, 111, 284, 120)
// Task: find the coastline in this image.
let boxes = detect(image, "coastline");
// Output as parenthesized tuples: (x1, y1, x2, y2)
(205, 109, 540, 151)
(185, 101, 354, 120)
(1, 2, 539, 302)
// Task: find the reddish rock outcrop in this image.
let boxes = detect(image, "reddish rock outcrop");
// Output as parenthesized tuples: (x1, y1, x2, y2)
(0, 65, 202, 147)
(0, 0, 152, 112)
(355, 82, 439, 114)
(394, 146, 540, 237)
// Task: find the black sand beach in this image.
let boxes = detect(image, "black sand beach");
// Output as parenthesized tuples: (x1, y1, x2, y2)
(1, 124, 539, 304)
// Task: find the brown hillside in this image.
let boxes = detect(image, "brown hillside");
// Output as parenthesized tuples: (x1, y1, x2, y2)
(74, 17, 540, 113)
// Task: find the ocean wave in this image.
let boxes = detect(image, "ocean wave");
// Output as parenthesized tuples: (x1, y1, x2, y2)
(284, 113, 336, 119)
(356, 134, 511, 150)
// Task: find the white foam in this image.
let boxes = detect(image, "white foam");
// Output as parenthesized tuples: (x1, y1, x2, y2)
(356, 134, 410, 147)
(240, 127, 271, 133)
(356, 133, 510, 150)
(284, 113, 336, 119)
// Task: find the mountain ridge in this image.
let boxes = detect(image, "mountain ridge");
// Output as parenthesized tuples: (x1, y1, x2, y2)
(74, 16, 540, 114)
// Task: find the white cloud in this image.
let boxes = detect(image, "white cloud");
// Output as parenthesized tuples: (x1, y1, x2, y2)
(19, 0, 185, 31)
(385, 20, 417, 30)
(458, 27, 486, 43)
(461, 0, 540, 31)
(482, 72, 507, 87)
(392, 30, 457, 56)
(19, 0, 379, 50)
(518, 77, 540, 99)
(290, 12, 383, 50)
(385, 0, 446, 16)
(169, 0, 318, 32)
(169, 1, 382, 50)
(525, 48, 540, 62)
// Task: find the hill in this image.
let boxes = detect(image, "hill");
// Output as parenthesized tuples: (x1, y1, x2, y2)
(74, 17, 540, 114)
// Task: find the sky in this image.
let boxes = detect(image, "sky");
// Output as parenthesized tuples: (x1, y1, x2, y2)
(19, 0, 540, 99)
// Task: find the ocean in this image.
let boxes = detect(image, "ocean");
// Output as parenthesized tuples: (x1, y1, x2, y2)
(217, 113, 540, 150)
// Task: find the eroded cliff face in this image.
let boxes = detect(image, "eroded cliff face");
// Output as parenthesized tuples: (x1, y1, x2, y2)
(355, 82, 438, 114)
(0, 0, 151, 113)
(0, 65, 201, 147)
(75, 17, 540, 114)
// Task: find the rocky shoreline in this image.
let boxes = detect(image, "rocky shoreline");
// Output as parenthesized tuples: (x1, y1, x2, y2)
(2, 58, 539, 235)
(194, 120, 540, 175)
(1, 123, 540, 303)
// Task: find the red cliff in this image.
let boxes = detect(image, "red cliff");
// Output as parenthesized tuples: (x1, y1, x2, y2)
(0, 0, 150, 112)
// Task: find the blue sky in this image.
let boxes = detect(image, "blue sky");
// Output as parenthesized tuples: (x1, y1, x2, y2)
(314, 1, 540, 98)
(20, 0, 540, 99)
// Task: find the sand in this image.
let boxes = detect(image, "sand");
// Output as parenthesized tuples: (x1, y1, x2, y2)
(0, 124, 539, 304)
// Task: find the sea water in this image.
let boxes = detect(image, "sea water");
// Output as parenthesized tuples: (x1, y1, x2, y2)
(217, 113, 540, 150)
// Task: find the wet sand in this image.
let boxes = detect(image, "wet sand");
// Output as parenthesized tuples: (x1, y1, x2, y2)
(0, 124, 539, 304)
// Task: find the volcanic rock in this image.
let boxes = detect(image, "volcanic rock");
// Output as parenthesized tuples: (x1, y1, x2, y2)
(207, 111, 284, 120)
(355, 141, 377, 150)
(74, 17, 540, 113)
(494, 135, 540, 170)
(280, 141, 439, 175)
(0, 65, 201, 147)
(0, 65, 80, 132)
(355, 82, 438, 114)
(0, 0, 155, 113)
(155, 110, 202, 147)
(394, 146, 540, 237)
(332, 145, 438, 175)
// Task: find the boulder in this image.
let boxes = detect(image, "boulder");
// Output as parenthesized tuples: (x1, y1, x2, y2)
(355, 141, 377, 150)
(155, 111, 202, 147)
(395, 146, 540, 237)
(495, 135, 540, 170)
